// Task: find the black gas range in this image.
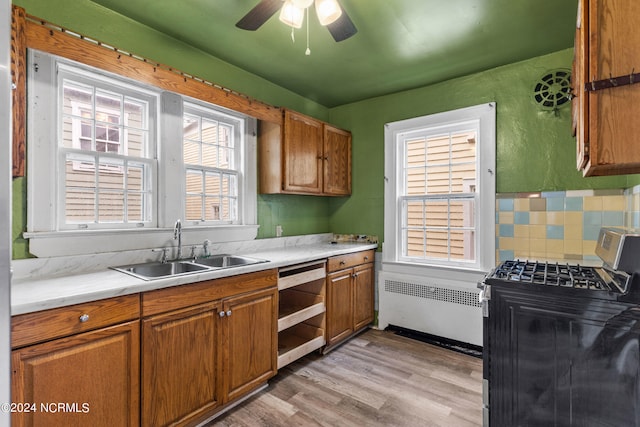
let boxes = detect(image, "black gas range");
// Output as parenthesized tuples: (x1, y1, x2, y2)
(479, 228, 640, 427)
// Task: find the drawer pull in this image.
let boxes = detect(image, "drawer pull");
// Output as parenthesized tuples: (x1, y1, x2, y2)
(79, 314, 90, 323)
(340, 261, 346, 266)
(219, 311, 226, 318)
(364, 256, 369, 261)
(226, 310, 232, 317)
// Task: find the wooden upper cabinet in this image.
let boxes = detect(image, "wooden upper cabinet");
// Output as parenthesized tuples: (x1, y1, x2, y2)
(574, 0, 640, 176)
(258, 109, 352, 196)
(323, 125, 352, 196)
(283, 110, 324, 194)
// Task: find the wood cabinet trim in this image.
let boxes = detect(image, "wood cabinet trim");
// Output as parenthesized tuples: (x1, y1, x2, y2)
(11, 6, 26, 178)
(19, 10, 282, 124)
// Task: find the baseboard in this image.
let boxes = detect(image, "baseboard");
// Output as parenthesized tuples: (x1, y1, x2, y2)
(386, 325, 483, 359)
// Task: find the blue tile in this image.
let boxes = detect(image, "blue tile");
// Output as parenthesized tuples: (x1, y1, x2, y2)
(499, 224, 514, 237)
(583, 211, 602, 226)
(547, 197, 565, 212)
(498, 199, 514, 211)
(583, 225, 601, 241)
(603, 211, 624, 226)
(564, 197, 583, 211)
(546, 225, 564, 239)
(499, 250, 514, 261)
(541, 191, 566, 198)
(514, 212, 530, 225)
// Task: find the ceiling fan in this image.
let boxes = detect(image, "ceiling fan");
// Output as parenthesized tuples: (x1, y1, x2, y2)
(236, 0, 358, 42)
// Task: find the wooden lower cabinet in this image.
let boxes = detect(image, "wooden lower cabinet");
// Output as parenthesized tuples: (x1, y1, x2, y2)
(141, 275, 278, 427)
(353, 263, 375, 331)
(326, 250, 375, 350)
(142, 302, 221, 427)
(11, 320, 140, 427)
(326, 269, 354, 346)
(223, 287, 278, 402)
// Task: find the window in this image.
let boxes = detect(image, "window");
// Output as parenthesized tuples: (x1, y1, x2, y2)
(384, 103, 495, 271)
(58, 67, 155, 228)
(183, 104, 240, 223)
(26, 50, 257, 257)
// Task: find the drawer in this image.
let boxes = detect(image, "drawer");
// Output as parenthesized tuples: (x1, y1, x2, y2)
(327, 250, 374, 272)
(142, 269, 277, 317)
(11, 294, 140, 349)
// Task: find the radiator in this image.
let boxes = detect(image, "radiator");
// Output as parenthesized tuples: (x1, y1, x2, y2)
(377, 271, 483, 346)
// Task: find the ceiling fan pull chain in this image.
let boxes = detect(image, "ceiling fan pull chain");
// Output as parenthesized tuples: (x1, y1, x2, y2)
(305, 7, 311, 55)
(290, 26, 295, 43)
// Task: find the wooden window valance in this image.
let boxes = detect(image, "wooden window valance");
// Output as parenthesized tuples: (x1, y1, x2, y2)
(10, 5, 283, 178)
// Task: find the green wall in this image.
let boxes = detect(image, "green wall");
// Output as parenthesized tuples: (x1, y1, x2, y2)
(327, 49, 638, 239)
(11, 0, 333, 259)
(11, 1, 640, 259)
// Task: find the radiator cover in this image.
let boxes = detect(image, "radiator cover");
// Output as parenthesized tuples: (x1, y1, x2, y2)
(378, 271, 483, 346)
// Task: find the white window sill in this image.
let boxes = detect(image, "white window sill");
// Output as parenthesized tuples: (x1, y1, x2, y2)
(24, 225, 260, 258)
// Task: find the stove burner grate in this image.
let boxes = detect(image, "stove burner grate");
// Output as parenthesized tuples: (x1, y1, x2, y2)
(491, 260, 609, 290)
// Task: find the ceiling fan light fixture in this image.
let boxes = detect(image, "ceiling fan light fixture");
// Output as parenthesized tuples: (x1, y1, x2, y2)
(279, 1, 304, 28)
(291, 0, 314, 8)
(315, 0, 342, 26)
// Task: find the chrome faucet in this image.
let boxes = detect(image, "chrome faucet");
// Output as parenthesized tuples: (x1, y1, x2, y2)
(173, 219, 182, 260)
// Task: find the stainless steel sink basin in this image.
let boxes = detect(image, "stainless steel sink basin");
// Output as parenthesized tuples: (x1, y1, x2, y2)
(191, 254, 268, 268)
(113, 260, 210, 280)
(112, 254, 269, 280)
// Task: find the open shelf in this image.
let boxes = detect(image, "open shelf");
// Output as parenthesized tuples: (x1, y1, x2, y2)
(277, 261, 327, 368)
(279, 288, 325, 332)
(277, 321, 325, 369)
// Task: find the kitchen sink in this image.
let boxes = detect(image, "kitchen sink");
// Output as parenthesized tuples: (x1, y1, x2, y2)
(112, 260, 211, 280)
(190, 254, 268, 268)
(112, 254, 269, 280)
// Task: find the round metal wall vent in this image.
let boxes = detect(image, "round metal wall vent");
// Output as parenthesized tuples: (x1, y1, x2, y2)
(532, 69, 572, 111)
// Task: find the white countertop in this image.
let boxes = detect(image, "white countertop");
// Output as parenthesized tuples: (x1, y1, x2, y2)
(11, 241, 378, 316)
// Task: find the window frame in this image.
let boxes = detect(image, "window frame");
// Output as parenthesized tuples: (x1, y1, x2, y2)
(25, 50, 258, 258)
(56, 61, 158, 230)
(383, 103, 496, 273)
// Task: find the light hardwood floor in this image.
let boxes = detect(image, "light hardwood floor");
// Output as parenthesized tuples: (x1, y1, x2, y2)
(211, 329, 483, 426)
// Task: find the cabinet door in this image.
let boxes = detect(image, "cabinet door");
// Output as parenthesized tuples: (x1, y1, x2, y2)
(142, 302, 221, 427)
(574, 0, 589, 170)
(352, 263, 374, 331)
(283, 110, 323, 194)
(326, 269, 354, 345)
(323, 125, 352, 196)
(584, 0, 640, 175)
(11, 320, 139, 427)
(222, 287, 278, 402)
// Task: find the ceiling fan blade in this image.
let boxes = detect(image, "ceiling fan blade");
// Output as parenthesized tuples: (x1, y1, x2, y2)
(326, 5, 357, 42)
(236, 0, 283, 31)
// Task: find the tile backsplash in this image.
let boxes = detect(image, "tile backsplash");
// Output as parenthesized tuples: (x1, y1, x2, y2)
(495, 185, 640, 263)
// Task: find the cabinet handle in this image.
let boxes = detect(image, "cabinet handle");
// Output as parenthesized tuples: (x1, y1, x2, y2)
(226, 310, 232, 317)
(340, 261, 346, 266)
(219, 311, 226, 317)
(79, 314, 90, 323)
(364, 256, 369, 261)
